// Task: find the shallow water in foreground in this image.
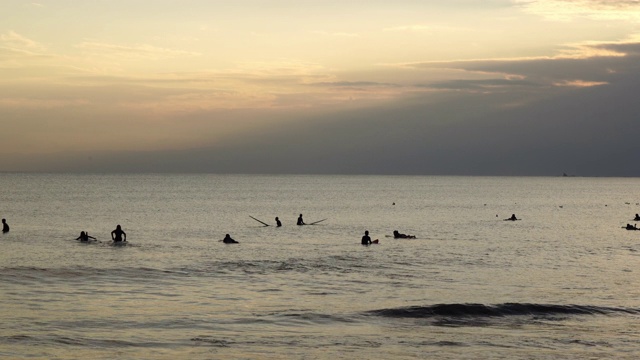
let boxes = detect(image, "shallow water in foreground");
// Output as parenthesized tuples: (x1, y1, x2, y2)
(1, 174, 640, 359)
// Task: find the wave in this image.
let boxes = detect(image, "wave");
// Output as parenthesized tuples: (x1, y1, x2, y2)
(367, 303, 640, 319)
(0, 266, 191, 284)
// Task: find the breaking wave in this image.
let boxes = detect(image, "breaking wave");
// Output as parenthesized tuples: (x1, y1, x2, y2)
(367, 303, 640, 319)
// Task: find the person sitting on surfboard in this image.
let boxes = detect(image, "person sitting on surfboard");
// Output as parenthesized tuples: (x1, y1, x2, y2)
(393, 230, 416, 239)
(626, 224, 639, 230)
(76, 231, 96, 242)
(111, 225, 126, 242)
(505, 214, 518, 221)
(297, 214, 305, 226)
(634, 214, 640, 221)
(275, 217, 282, 227)
(223, 234, 238, 243)
(2, 218, 9, 233)
(361, 230, 372, 245)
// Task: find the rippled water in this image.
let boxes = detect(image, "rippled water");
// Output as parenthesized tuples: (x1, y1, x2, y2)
(1, 174, 640, 359)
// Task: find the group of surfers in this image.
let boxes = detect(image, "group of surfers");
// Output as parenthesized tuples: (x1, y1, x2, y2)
(9, 211, 638, 245)
(10, 211, 520, 246)
(623, 214, 640, 231)
(269, 214, 308, 226)
(255, 214, 314, 227)
(75, 224, 127, 243)
(73, 215, 307, 245)
(361, 230, 416, 245)
(504, 213, 640, 230)
(71, 214, 316, 245)
(502, 212, 640, 231)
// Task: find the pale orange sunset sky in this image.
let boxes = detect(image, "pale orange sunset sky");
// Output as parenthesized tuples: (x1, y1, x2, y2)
(2, 0, 640, 175)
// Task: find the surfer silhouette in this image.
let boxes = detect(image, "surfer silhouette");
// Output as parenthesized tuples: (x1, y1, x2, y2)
(275, 217, 282, 227)
(393, 230, 416, 239)
(361, 230, 372, 245)
(635, 213, 640, 221)
(626, 224, 638, 230)
(223, 234, 238, 243)
(505, 214, 518, 221)
(2, 218, 9, 233)
(76, 231, 96, 242)
(111, 225, 126, 242)
(297, 214, 305, 226)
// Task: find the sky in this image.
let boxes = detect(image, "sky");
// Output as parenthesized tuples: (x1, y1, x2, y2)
(2, 0, 640, 176)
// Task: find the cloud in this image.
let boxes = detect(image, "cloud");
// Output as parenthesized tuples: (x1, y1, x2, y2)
(516, 0, 640, 21)
(400, 40, 640, 92)
(0, 31, 45, 51)
(428, 78, 540, 90)
(553, 79, 608, 87)
(0, 31, 54, 70)
(75, 41, 201, 60)
(0, 46, 50, 62)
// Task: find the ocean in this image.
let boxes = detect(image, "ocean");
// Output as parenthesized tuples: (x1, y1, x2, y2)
(1, 174, 640, 359)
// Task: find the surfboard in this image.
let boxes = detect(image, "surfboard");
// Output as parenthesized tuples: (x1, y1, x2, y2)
(249, 216, 269, 227)
(308, 219, 327, 225)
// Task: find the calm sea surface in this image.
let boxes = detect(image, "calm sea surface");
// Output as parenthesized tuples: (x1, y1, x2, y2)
(1, 174, 640, 359)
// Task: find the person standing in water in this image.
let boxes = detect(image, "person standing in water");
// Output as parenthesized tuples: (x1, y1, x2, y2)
(297, 214, 305, 226)
(361, 230, 372, 245)
(275, 217, 282, 227)
(111, 225, 126, 242)
(2, 219, 9, 233)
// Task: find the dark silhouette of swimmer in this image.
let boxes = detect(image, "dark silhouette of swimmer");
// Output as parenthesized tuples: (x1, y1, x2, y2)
(297, 214, 305, 226)
(505, 214, 518, 221)
(111, 225, 126, 242)
(361, 230, 372, 245)
(393, 230, 416, 239)
(275, 217, 282, 227)
(223, 234, 238, 243)
(635, 214, 640, 221)
(76, 231, 96, 242)
(626, 224, 639, 230)
(2, 218, 8, 233)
